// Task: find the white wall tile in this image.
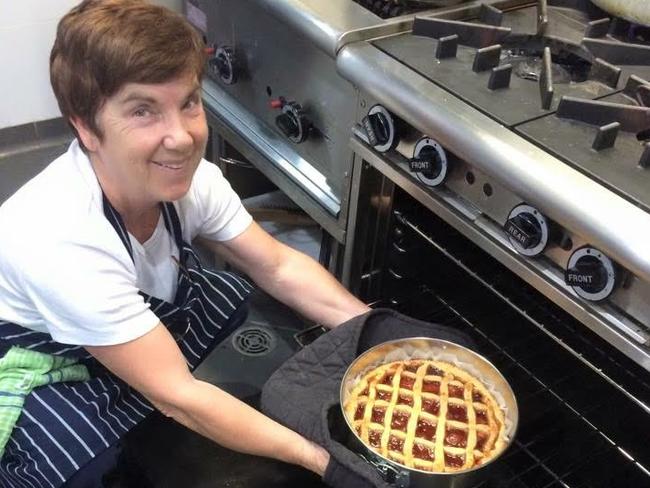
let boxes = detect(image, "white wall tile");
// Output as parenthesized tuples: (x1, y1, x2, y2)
(0, 0, 182, 130)
(0, 0, 79, 29)
(0, 21, 61, 129)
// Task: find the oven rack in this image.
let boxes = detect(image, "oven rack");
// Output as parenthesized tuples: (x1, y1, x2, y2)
(379, 196, 650, 487)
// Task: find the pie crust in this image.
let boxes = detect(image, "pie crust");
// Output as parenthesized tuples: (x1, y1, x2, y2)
(344, 359, 507, 472)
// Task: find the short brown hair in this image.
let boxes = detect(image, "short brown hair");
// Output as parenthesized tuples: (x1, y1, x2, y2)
(50, 0, 205, 141)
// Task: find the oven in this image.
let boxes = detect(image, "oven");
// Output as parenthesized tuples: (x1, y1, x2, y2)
(345, 180, 650, 486)
(183, 0, 650, 485)
(337, 1, 650, 485)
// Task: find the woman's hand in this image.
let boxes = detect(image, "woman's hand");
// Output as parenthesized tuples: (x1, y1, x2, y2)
(300, 439, 330, 476)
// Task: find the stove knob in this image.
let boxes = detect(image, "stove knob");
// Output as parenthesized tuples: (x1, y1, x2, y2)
(362, 105, 399, 153)
(505, 204, 549, 256)
(275, 101, 310, 143)
(565, 247, 617, 301)
(211, 46, 238, 85)
(409, 137, 448, 187)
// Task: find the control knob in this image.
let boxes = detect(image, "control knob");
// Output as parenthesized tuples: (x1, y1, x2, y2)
(505, 204, 549, 256)
(273, 100, 311, 144)
(362, 105, 399, 153)
(211, 46, 238, 85)
(408, 137, 448, 187)
(565, 247, 617, 301)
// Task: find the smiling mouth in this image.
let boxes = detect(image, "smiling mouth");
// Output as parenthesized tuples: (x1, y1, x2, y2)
(151, 160, 183, 170)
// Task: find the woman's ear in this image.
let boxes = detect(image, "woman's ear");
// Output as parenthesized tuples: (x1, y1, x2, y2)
(69, 116, 100, 152)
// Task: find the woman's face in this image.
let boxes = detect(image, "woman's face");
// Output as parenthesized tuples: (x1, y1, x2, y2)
(78, 72, 208, 208)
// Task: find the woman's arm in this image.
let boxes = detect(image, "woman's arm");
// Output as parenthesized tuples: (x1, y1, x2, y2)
(199, 222, 370, 329)
(86, 323, 329, 474)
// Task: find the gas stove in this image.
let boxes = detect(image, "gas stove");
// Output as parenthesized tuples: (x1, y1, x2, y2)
(371, 0, 650, 208)
(339, 0, 650, 371)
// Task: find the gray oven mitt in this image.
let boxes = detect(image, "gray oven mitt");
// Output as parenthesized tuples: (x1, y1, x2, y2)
(260, 308, 475, 488)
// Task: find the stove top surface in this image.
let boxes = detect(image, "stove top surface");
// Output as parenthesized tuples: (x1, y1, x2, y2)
(371, 0, 650, 209)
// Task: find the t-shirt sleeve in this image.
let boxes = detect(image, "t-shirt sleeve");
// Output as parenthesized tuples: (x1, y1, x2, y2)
(187, 160, 253, 242)
(13, 232, 160, 346)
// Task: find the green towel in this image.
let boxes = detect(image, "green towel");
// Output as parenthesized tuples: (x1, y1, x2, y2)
(0, 346, 90, 457)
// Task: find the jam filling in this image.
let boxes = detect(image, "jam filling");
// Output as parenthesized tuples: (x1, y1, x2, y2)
(415, 418, 437, 441)
(381, 373, 394, 385)
(391, 410, 410, 431)
(475, 409, 488, 425)
(448, 384, 464, 398)
(472, 390, 483, 402)
(447, 403, 468, 422)
(422, 380, 440, 394)
(376, 389, 391, 401)
(413, 443, 435, 461)
(427, 365, 443, 376)
(388, 435, 405, 451)
(405, 363, 421, 373)
(400, 375, 415, 389)
(369, 430, 382, 447)
(354, 403, 365, 420)
(445, 428, 468, 448)
(371, 407, 386, 423)
(444, 453, 465, 468)
(397, 393, 414, 406)
(361, 387, 369, 396)
(422, 398, 440, 415)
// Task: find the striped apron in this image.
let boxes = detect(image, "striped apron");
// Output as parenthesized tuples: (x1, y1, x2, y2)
(0, 196, 253, 487)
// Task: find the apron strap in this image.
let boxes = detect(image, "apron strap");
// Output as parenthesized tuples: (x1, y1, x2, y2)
(161, 202, 186, 258)
(102, 193, 135, 261)
(101, 195, 184, 263)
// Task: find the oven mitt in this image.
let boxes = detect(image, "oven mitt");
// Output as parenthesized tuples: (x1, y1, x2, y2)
(261, 308, 475, 487)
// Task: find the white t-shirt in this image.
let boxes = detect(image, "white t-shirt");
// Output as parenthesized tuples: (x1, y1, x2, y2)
(0, 140, 252, 346)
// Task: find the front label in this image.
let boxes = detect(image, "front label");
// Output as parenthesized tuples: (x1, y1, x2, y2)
(565, 269, 602, 290)
(409, 158, 432, 173)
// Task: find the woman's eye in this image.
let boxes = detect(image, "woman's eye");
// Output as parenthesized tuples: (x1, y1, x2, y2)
(133, 107, 150, 117)
(184, 97, 200, 110)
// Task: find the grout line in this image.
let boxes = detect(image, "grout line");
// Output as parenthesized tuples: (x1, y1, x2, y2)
(0, 136, 72, 161)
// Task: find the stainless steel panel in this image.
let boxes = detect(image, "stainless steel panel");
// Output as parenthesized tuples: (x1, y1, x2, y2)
(202, 80, 341, 217)
(197, 0, 358, 207)
(348, 136, 650, 372)
(338, 42, 650, 286)
(203, 93, 347, 244)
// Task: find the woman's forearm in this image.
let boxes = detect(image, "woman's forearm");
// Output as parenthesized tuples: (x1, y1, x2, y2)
(154, 378, 329, 475)
(254, 249, 370, 329)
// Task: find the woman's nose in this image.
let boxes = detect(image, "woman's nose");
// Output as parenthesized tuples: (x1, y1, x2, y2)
(163, 114, 193, 150)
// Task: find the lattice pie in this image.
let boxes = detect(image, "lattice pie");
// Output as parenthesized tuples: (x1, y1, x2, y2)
(344, 359, 507, 472)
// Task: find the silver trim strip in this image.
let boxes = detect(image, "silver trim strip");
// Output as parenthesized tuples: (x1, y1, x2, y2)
(202, 79, 341, 217)
(338, 43, 650, 285)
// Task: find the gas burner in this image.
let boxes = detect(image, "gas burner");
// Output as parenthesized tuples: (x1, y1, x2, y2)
(353, 0, 415, 18)
(500, 41, 592, 84)
(353, 0, 467, 19)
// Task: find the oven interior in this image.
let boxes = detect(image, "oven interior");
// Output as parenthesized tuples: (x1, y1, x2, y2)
(355, 184, 650, 487)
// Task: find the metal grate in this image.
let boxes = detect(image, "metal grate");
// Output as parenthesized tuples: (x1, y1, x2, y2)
(231, 325, 277, 357)
(379, 192, 650, 488)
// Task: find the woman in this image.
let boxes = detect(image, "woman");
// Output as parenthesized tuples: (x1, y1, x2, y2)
(0, 1, 370, 486)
